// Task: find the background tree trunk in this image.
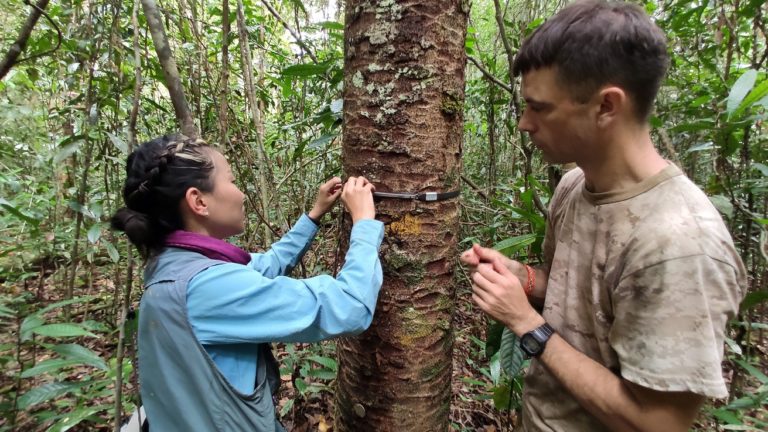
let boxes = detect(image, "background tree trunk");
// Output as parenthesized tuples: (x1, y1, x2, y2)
(335, 1, 468, 430)
(140, 0, 197, 138)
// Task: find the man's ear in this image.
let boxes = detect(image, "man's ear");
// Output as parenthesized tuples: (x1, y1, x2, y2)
(596, 86, 626, 128)
(183, 187, 209, 216)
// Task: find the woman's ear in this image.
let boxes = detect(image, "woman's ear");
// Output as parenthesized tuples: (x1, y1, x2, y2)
(183, 187, 209, 217)
(596, 86, 626, 128)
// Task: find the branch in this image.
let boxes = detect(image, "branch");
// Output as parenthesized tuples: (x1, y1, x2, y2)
(468, 55, 513, 94)
(259, 0, 319, 64)
(0, 0, 51, 81)
(141, 0, 198, 138)
(461, 174, 489, 201)
(16, 0, 61, 64)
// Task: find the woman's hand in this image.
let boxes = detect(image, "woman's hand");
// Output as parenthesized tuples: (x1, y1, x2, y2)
(341, 176, 376, 223)
(308, 177, 343, 221)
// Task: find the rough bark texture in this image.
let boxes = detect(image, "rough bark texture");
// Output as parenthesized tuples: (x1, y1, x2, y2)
(140, 0, 198, 138)
(335, 1, 468, 431)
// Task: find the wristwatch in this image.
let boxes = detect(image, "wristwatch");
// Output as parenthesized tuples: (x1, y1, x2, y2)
(520, 323, 555, 358)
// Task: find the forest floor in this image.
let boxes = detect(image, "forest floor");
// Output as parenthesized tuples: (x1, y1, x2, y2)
(2, 262, 767, 431)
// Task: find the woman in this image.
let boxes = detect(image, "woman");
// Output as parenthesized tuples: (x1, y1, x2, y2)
(111, 134, 383, 431)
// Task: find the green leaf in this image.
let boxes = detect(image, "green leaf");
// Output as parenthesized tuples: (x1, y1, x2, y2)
(709, 408, 742, 425)
(279, 398, 294, 417)
(304, 369, 336, 380)
(51, 344, 108, 371)
(685, 142, 713, 153)
(106, 243, 120, 263)
(281, 62, 331, 77)
(492, 384, 511, 410)
(740, 291, 768, 311)
(32, 323, 99, 339)
(489, 351, 501, 386)
(493, 233, 537, 256)
(17, 381, 88, 410)
(20, 359, 81, 378)
(0, 198, 40, 227)
(48, 406, 102, 432)
(727, 69, 757, 114)
(317, 21, 343, 31)
(724, 337, 742, 355)
(107, 132, 128, 154)
(709, 195, 734, 218)
(732, 78, 768, 119)
(295, 378, 307, 393)
(34, 296, 97, 317)
(499, 328, 526, 377)
(86, 224, 101, 244)
(20, 315, 44, 341)
(308, 133, 336, 149)
(54, 136, 85, 164)
(307, 355, 337, 372)
(734, 359, 768, 385)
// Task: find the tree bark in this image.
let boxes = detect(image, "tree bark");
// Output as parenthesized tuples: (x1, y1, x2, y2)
(236, 0, 273, 245)
(335, 1, 468, 430)
(140, 0, 198, 138)
(218, 0, 230, 143)
(0, 0, 51, 81)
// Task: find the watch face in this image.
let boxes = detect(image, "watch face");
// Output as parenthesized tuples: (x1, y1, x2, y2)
(521, 334, 541, 353)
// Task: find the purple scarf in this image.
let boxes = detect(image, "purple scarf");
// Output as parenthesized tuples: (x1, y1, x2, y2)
(164, 230, 251, 265)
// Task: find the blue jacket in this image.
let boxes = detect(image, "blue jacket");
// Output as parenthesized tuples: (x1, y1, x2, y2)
(139, 216, 384, 430)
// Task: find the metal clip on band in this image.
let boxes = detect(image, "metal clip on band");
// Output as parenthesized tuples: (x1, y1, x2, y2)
(373, 190, 460, 202)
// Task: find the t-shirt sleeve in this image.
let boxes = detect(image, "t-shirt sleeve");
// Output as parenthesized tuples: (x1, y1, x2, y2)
(609, 254, 743, 398)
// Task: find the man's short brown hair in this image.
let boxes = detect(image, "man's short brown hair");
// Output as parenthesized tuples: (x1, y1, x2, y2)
(513, 0, 669, 121)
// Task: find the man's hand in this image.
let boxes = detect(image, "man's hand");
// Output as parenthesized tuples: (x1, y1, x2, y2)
(461, 244, 527, 283)
(471, 257, 544, 336)
(340, 176, 376, 223)
(308, 177, 343, 221)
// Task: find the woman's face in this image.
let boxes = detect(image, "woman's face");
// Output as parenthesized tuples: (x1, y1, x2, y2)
(200, 150, 246, 239)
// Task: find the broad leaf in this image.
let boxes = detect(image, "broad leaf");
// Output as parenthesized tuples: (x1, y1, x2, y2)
(499, 328, 526, 378)
(32, 323, 99, 339)
(493, 234, 537, 256)
(307, 355, 337, 372)
(732, 78, 768, 119)
(281, 63, 331, 77)
(740, 291, 768, 311)
(17, 381, 88, 410)
(48, 406, 103, 432)
(51, 344, 109, 371)
(20, 359, 81, 378)
(107, 132, 128, 154)
(709, 195, 734, 218)
(106, 243, 120, 263)
(727, 69, 757, 114)
(86, 224, 101, 244)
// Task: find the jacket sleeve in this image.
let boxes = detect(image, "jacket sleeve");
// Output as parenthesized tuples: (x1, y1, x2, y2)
(247, 214, 319, 278)
(187, 219, 384, 343)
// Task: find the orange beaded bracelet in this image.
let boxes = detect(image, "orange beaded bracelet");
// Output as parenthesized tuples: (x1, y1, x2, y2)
(524, 264, 535, 296)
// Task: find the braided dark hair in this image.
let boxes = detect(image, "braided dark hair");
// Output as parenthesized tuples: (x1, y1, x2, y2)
(111, 134, 215, 258)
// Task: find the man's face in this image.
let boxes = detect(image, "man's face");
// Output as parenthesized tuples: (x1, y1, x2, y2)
(519, 67, 597, 165)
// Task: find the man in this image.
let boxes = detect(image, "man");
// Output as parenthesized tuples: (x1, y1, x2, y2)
(461, 1, 746, 431)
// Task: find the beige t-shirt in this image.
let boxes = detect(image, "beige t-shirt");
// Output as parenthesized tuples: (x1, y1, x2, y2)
(522, 164, 746, 432)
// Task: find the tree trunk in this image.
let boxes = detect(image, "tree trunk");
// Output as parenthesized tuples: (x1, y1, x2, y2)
(236, 0, 273, 245)
(140, 0, 198, 138)
(335, 1, 468, 430)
